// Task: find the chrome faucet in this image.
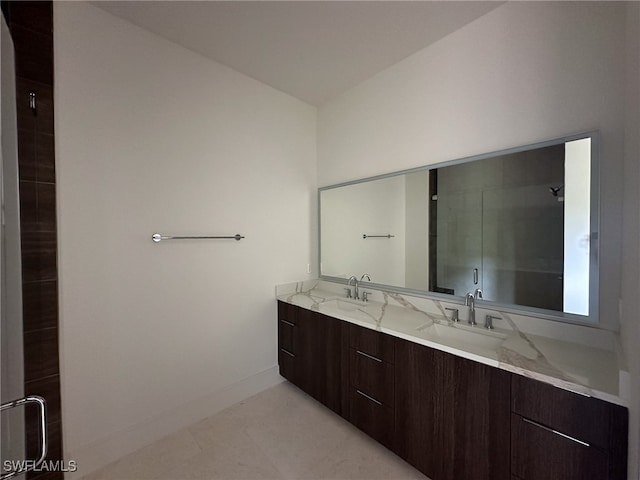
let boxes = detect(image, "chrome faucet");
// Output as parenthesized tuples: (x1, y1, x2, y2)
(360, 275, 371, 302)
(348, 276, 359, 300)
(465, 292, 476, 326)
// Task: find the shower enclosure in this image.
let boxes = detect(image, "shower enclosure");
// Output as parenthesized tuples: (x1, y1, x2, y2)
(0, 12, 47, 480)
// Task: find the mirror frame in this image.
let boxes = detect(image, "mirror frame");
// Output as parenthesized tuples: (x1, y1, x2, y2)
(318, 131, 600, 325)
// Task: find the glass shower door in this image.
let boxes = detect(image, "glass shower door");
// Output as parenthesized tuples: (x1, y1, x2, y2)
(0, 13, 47, 480)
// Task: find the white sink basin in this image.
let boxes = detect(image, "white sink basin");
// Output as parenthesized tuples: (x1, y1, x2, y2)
(318, 299, 376, 324)
(418, 322, 506, 351)
(318, 298, 380, 325)
(321, 298, 363, 312)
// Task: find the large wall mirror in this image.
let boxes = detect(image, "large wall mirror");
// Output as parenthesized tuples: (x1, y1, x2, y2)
(319, 132, 599, 323)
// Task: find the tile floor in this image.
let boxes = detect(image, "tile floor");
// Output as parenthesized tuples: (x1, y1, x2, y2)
(82, 381, 429, 480)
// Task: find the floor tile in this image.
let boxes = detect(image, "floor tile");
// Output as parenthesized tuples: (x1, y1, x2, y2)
(81, 382, 428, 480)
(83, 429, 202, 480)
(305, 428, 429, 480)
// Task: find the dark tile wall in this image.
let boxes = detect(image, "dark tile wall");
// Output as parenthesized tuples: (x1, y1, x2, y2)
(2, 2, 62, 479)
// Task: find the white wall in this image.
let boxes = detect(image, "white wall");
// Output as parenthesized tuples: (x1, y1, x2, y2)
(318, 2, 626, 332)
(54, 3, 316, 476)
(621, 2, 640, 477)
(318, 1, 635, 472)
(404, 170, 429, 290)
(320, 175, 405, 285)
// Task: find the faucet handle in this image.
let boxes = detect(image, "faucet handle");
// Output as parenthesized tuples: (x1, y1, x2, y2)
(362, 291, 370, 302)
(444, 307, 459, 322)
(344, 288, 352, 299)
(485, 315, 500, 330)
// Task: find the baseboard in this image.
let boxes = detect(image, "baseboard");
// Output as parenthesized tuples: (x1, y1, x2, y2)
(66, 365, 283, 479)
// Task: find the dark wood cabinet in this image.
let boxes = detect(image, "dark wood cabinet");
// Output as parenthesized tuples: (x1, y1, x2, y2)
(511, 413, 609, 480)
(511, 375, 628, 480)
(349, 323, 395, 363)
(276, 301, 628, 480)
(277, 301, 297, 382)
(394, 337, 511, 480)
(276, 301, 348, 416)
(393, 337, 440, 476)
(349, 349, 394, 406)
(349, 386, 395, 449)
(348, 323, 395, 449)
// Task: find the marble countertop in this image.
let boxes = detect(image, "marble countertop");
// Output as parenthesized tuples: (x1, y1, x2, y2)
(276, 280, 628, 407)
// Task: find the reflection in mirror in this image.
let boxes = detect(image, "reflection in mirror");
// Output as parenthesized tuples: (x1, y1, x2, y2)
(319, 133, 598, 322)
(431, 138, 591, 315)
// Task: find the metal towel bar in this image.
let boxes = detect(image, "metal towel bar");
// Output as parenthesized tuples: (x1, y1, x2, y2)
(0, 396, 47, 480)
(152, 233, 244, 242)
(362, 234, 394, 239)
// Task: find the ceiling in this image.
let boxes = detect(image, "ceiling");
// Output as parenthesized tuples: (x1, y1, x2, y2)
(94, 1, 503, 106)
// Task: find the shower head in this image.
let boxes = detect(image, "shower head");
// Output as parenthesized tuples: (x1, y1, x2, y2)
(549, 185, 564, 197)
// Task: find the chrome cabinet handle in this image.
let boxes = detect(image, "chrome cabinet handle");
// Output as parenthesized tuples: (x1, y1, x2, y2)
(280, 348, 295, 357)
(0, 396, 47, 480)
(356, 350, 382, 363)
(280, 319, 295, 327)
(521, 417, 590, 447)
(356, 389, 382, 406)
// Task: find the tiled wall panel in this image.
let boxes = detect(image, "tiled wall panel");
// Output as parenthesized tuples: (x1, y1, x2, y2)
(1, 2, 62, 478)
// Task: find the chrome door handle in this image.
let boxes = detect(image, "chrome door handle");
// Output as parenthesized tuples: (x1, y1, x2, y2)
(521, 417, 590, 447)
(356, 389, 382, 406)
(355, 350, 382, 363)
(280, 348, 295, 357)
(0, 395, 47, 480)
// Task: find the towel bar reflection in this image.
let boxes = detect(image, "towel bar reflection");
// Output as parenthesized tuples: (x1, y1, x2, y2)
(152, 233, 244, 242)
(362, 234, 394, 239)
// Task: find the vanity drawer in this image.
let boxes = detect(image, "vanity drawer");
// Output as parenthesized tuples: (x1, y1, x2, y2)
(512, 375, 622, 450)
(278, 347, 296, 382)
(349, 387, 394, 450)
(277, 300, 297, 325)
(349, 324, 394, 363)
(350, 349, 394, 406)
(511, 413, 609, 480)
(278, 318, 295, 353)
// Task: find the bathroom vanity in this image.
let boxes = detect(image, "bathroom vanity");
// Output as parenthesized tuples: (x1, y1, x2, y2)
(276, 281, 628, 480)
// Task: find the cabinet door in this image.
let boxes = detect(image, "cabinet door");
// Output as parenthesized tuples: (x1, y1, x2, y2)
(293, 308, 347, 416)
(349, 324, 395, 363)
(319, 312, 348, 415)
(349, 349, 394, 406)
(394, 338, 441, 478)
(511, 414, 609, 480)
(394, 338, 510, 480)
(512, 375, 628, 480)
(349, 387, 395, 450)
(277, 301, 297, 382)
(447, 354, 511, 480)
